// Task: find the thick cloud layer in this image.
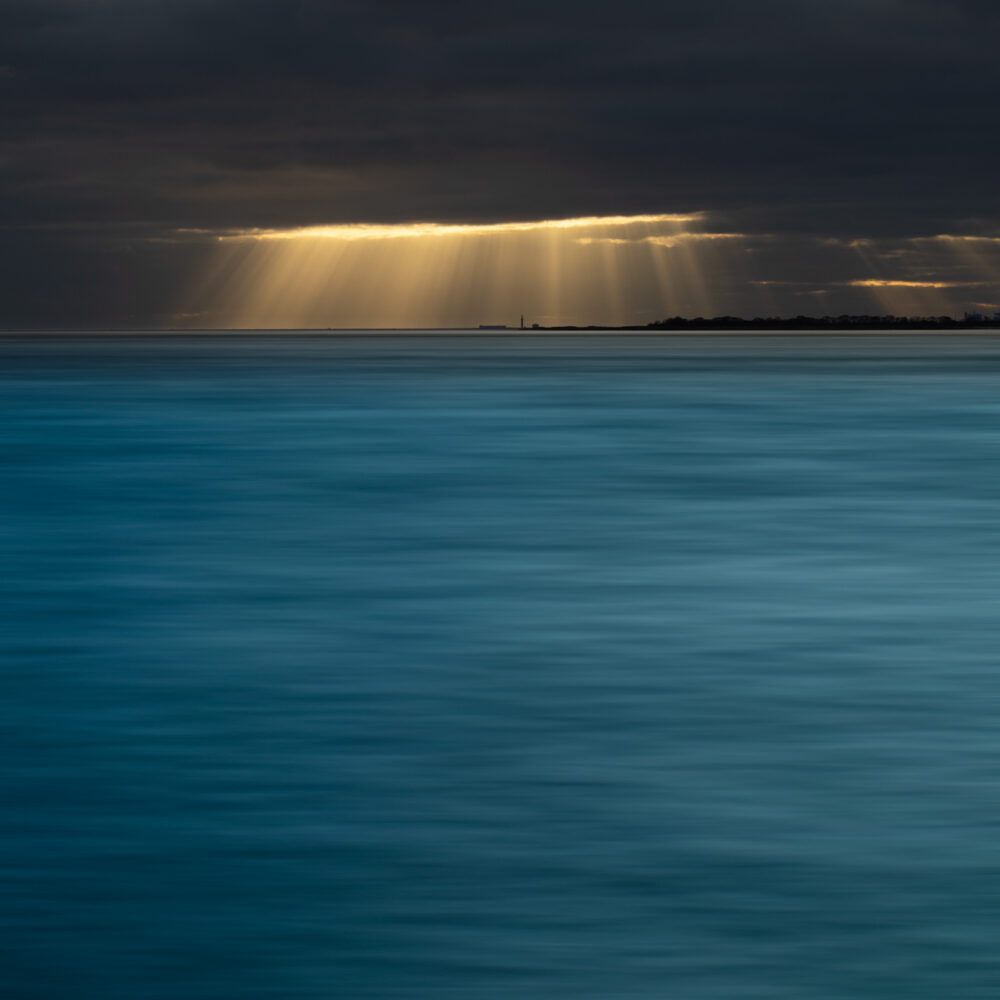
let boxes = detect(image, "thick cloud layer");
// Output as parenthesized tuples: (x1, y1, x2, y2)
(2, 0, 998, 325)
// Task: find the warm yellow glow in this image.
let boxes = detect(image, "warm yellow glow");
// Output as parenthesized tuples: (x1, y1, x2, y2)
(847, 277, 961, 313)
(182, 211, 747, 328)
(911, 236, 1000, 304)
(645, 233, 745, 249)
(843, 238, 987, 314)
(576, 233, 743, 248)
(925, 235, 1000, 244)
(222, 213, 703, 243)
(849, 279, 980, 289)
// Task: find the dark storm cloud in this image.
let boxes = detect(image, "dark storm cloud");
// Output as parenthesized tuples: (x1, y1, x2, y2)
(1, 0, 998, 324)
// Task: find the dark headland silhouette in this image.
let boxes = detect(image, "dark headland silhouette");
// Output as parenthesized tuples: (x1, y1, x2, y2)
(540, 313, 1000, 331)
(4, 313, 1000, 334)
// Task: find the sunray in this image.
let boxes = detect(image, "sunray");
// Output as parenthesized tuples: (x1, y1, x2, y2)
(183, 213, 743, 328)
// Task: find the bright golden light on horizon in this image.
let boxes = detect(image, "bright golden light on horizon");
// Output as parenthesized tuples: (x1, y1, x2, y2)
(218, 213, 703, 243)
(849, 279, 982, 289)
(179, 216, 1000, 328)
(843, 233, 1000, 314)
(184, 212, 750, 328)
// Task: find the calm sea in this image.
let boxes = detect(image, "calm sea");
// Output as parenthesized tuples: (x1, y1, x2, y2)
(3, 333, 1000, 999)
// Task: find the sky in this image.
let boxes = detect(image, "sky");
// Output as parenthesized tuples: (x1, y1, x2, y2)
(2, 0, 999, 328)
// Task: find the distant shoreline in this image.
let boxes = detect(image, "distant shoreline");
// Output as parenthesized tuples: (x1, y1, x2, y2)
(2, 317, 1000, 336)
(642, 315, 1000, 332)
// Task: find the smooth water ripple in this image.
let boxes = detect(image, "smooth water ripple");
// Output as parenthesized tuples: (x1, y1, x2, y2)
(2, 334, 1000, 999)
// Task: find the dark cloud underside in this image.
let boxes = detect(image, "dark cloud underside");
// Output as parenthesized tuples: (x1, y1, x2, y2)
(2, 0, 998, 325)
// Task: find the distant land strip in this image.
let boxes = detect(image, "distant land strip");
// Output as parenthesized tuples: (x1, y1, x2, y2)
(523, 315, 1000, 332)
(4, 315, 1000, 334)
(633, 314, 1000, 331)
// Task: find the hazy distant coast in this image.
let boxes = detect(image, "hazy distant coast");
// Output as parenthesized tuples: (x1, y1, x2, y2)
(547, 314, 1000, 332)
(5, 314, 1000, 335)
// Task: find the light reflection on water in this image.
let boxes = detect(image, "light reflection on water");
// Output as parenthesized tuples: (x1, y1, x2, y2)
(3, 334, 1000, 999)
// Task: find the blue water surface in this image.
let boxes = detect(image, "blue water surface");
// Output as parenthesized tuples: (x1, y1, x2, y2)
(3, 333, 1000, 999)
